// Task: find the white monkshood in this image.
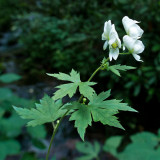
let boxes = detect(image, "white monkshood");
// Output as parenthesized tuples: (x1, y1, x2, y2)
(102, 20, 112, 50)
(123, 35, 145, 61)
(108, 25, 121, 61)
(102, 21, 121, 61)
(122, 16, 144, 39)
(14, 16, 143, 160)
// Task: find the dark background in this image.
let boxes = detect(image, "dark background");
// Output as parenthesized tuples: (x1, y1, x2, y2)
(0, 0, 160, 159)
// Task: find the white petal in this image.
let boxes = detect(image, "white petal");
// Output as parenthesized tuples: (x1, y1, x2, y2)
(109, 52, 112, 61)
(117, 37, 121, 48)
(110, 24, 119, 38)
(123, 45, 125, 51)
(108, 32, 116, 46)
(109, 48, 119, 61)
(113, 48, 119, 60)
(110, 24, 121, 48)
(103, 41, 108, 50)
(122, 16, 136, 34)
(133, 40, 145, 54)
(104, 20, 112, 33)
(128, 24, 144, 39)
(111, 24, 116, 32)
(132, 54, 143, 62)
(123, 35, 136, 51)
(134, 20, 140, 23)
(122, 16, 143, 38)
(103, 20, 112, 39)
(102, 33, 106, 40)
(109, 25, 117, 44)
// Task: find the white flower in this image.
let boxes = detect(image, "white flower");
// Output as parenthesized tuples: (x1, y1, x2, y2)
(108, 25, 121, 61)
(122, 16, 144, 39)
(102, 20, 112, 50)
(123, 35, 145, 61)
(102, 21, 121, 61)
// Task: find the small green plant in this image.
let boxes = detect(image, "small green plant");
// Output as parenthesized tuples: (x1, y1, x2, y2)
(76, 141, 101, 160)
(116, 131, 160, 160)
(14, 16, 145, 159)
(0, 72, 47, 160)
(76, 130, 160, 160)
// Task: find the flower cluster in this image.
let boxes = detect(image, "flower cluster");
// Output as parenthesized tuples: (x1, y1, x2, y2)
(102, 16, 145, 61)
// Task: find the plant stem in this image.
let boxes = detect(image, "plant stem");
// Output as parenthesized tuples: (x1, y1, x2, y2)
(119, 52, 130, 55)
(46, 111, 68, 160)
(78, 57, 109, 102)
(46, 57, 109, 159)
(88, 57, 109, 82)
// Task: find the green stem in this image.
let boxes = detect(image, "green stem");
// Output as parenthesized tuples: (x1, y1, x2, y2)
(88, 57, 109, 82)
(119, 52, 130, 55)
(46, 57, 109, 159)
(45, 111, 68, 160)
(78, 57, 109, 102)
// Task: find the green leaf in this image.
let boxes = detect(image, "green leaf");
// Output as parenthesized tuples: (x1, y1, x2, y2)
(0, 113, 27, 137)
(0, 87, 13, 101)
(0, 108, 5, 118)
(47, 69, 81, 82)
(13, 94, 67, 127)
(157, 129, 160, 138)
(27, 125, 47, 139)
(21, 153, 38, 160)
(51, 156, 56, 160)
(53, 83, 78, 100)
(47, 69, 96, 100)
(32, 139, 46, 149)
(0, 73, 21, 83)
(117, 132, 160, 160)
(69, 103, 92, 141)
(118, 143, 155, 160)
(103, 136, 122, 156)
(79, 82, 96, 100)
(0, 140, 20, 160)
(76, 141, 100, 160)
(89, 91, 137, 113)
(130, 132, 158, 149)
(90, 106, 123, 130)
(109, 65, 136, 76)
(65, 90, 137, 140)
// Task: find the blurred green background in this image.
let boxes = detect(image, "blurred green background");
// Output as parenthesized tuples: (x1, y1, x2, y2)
(0, 0, 160, 159)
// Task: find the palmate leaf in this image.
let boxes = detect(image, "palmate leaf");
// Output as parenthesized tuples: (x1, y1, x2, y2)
(103, 136, 123, 156)
(13, 94, 66, 127)
(68, 103, 92, 140)
(118, 132, 160, 160)
(76, 141, 101, 160)
(0, 140, 20, 160)
(65, 90, 137, 140)
(109, 64, 136, 76)
(47, 69, 96, 100)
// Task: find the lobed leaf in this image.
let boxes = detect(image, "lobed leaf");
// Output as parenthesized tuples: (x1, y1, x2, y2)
(13, 94, 66, 127)
(103, 136, 123, 156)
(53, 83, 78, 100)
(48, 69, 96, 100)
(47, 69, 81, 82)
(65, 90, 137, 140)
(76, 141, 101, 160)
(109, 64, 136, 76)
(68, 103, 92, 141)
(0, 140, 20, 160)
